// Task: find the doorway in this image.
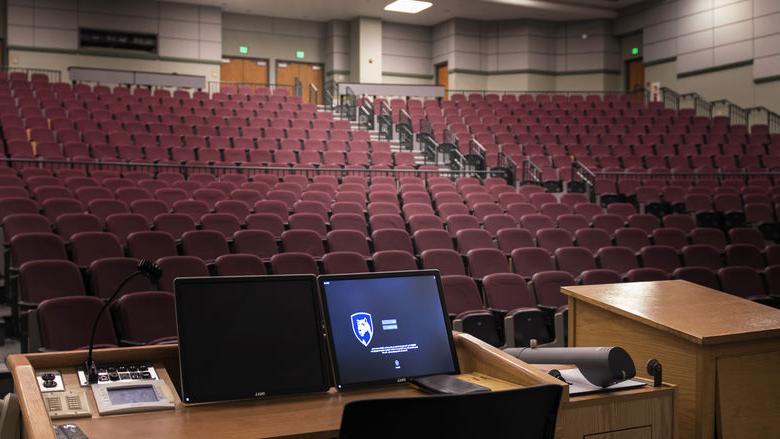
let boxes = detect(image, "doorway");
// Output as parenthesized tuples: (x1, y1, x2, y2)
(220, 57, 269, 87)
(436, 63, 448, 99)
(626, 59, 645, 101)
(275, 61, 324, 104)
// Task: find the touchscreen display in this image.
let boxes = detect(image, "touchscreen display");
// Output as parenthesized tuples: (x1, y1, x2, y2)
(319, 271, 458, 389)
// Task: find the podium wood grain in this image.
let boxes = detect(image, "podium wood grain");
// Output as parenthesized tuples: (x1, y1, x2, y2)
(9, 333, 675, 439)
(563, 280, 780, 439)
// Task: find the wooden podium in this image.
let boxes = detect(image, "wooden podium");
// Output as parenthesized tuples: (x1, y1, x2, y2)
(563, 280, 780, 439)
(9, 332, 675, 439)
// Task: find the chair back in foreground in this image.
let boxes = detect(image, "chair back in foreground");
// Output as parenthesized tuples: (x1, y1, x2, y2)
(339, 384, 562, 439)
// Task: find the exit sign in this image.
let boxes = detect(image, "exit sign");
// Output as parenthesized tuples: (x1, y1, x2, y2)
(631, 47, 639, 56)
(239, 45, 248, 54)
(296, 50, 305, 59)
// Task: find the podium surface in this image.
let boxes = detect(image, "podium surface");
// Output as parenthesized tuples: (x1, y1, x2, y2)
(9, 333, 675, 439)
(563, 280, 780, 439)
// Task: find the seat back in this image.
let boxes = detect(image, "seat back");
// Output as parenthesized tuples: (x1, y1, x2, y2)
(339, 385, 562, 439)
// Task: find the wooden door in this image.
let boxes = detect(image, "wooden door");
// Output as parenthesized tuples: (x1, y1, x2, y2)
(242, 59, 268, 86)
(275, 62, 324, 104)
(220, 58, 244, 83)
(220, 58, 268, 88)
(436, 63, 448, 99)
(626, 59, 645, 101)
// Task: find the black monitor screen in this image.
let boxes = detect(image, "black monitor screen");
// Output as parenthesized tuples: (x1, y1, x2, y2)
(175, 275, 330, 404)
(319, 271, 459, 390)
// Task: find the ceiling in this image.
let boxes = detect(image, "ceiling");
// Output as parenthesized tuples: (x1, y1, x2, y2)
(169, 0, 649, 25)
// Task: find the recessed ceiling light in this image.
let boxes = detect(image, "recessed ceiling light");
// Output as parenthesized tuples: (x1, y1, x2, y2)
(384, 0, 433, 14)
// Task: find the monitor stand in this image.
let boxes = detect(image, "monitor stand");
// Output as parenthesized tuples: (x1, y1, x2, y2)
(411, 375, 491, 394)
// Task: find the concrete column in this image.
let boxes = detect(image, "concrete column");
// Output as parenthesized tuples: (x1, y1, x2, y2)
(350, 17, 383, 83)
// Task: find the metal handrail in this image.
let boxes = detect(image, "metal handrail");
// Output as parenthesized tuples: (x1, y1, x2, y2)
(358, 95, 374, 131)
(293, 78, 302, 98)
(308, 83, 319, 106)
(377, 100, 393, 141)
(658, 86, 780, 133)
(0, 157, 503, 181)
(342, 86, 356, 121)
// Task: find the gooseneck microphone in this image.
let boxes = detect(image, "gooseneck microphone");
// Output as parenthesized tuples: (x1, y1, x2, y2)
(84, 259, 162, 384)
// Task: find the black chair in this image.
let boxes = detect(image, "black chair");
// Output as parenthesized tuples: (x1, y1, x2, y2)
(339, 385, 562, 439)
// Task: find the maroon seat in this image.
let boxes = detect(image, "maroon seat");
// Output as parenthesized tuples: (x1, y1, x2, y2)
(510, 247, 554, 279)
(115, 291, 177, 345)
(215, 254, 267, 276)
(38, 296, 118, 351)
(88, 257, 154, 299)
(372, 250, 418, 271)
(672, 267, 719, 289)
(371, 229, 413, 254)
(270, 252, 319, 275)
(420, 249, 466, 276)
(596, 246, 638, 275)
(281, 229, 325, 257)
(440, 275, 484, 316)
(327, 230, 371, 256)
(156, 256, 210, 292)
(530, 271, 575, 308)
(322, 251, 369, 274)
(20, 260, 85, 304)
(466, 248, 510, 279)
(181, 230, 229, 262)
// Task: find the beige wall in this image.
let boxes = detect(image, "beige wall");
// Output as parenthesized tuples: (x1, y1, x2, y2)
(8, 49, 220, 84)
(646, 60, 780, 113)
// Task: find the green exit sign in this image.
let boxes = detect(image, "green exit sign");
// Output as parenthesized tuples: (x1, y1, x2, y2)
(631, 47, 639, 56)
(296, 50, 305, 59)
(239, 45, 248, 54)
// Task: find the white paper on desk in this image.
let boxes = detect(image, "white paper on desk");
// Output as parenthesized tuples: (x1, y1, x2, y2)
(558, 368, 647, 396)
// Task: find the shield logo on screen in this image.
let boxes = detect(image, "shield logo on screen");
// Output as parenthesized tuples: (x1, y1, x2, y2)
(351, 312, 374, 347)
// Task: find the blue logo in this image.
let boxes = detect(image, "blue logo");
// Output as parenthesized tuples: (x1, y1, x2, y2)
(351, 312, 374, 347)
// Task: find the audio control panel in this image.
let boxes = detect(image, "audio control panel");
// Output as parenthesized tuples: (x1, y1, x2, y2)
(77, 363, 159, 387)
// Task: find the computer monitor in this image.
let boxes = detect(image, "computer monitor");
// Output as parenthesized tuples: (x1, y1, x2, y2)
(175, 275, 331, 404)
(318, 270, 459, 390)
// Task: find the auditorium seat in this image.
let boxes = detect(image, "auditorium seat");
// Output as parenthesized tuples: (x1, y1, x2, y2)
(624, 268, 669, 282)
(54, 213, 102, 240)
(672, 267, 720, 290)
(114, 291, 177, 345)
(270, 252, 319, 275)
(574, 228, 612, 253)
(456, 229, 495, 253)
(597, 246, 639, 275)
(37, 296, 118, 351)
(420, 249, 466, 276)
(724, 244, 765, 269)
(156, 256, 209, 292)
(327, 230, 371, 257)
(126, 231, 177, 261)
(10, 233, 68, 268)
(88, 257, 154, 300)
(466, 248, 510, 279)
(19, 260, 85, 304)
(511, 247, 554, 279)
(372, 250, 418, 271)
(530, 271, 574, 308)
(639, 245, 680, 274)
(70, 232, 124, 267)
(322, 251, 369, 274)
(555, 247, 596, 278)
(579, 269, 622, 285)
(496, 228, 534, 253)
(681, 245, 723, 269)
(439, 275, 484, 317)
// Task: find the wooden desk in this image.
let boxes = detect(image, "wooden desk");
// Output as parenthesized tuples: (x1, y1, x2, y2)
(9, 333, 675, 439)
(563, 280, 780, 439)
